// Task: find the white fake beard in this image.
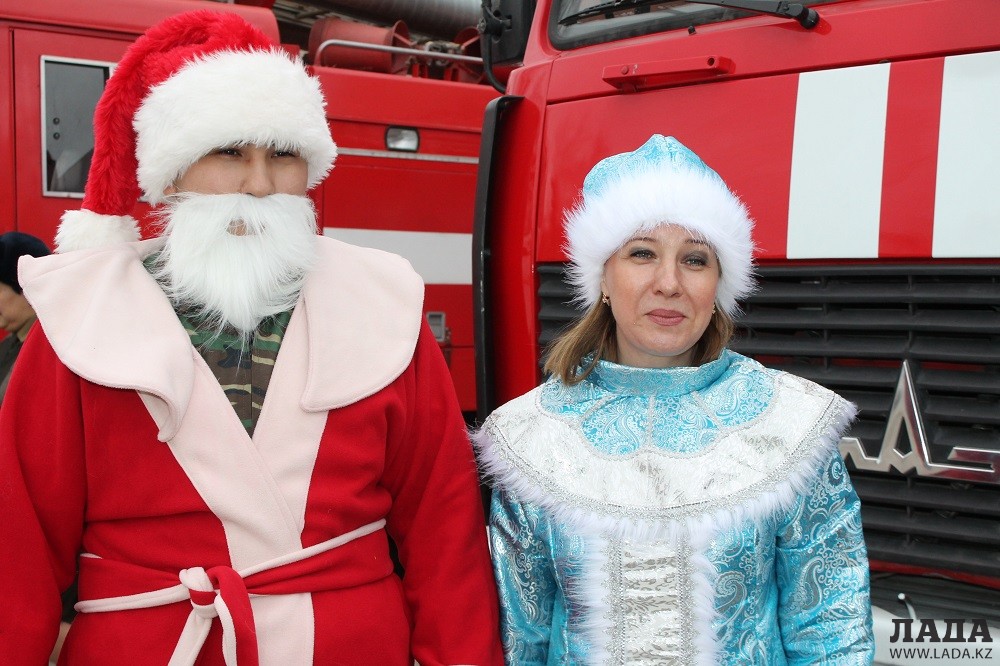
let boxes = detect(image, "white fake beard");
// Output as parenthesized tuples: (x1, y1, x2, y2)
(151, 192, 318, 337)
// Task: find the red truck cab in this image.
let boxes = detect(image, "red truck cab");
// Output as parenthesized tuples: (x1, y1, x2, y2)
(475, 0, 1000, 652)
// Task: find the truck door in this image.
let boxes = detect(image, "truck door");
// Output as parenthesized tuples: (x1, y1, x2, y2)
(11, 29, 127, 245)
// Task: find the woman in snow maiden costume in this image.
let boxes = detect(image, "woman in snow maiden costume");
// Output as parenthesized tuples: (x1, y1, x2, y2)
(475, 135, 874, 664)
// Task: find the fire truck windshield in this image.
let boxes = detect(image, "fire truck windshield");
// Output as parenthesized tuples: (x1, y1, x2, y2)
(551, 0, 835, 49)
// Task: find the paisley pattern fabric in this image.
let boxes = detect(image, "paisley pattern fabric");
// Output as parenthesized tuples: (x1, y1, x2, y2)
(491, 489, 591, 663)
(482, 350, 874, 665)
(540, 351, 773, 455)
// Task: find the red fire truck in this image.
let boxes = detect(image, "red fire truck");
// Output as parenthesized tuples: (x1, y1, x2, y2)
(475, 0, 1000, 652)
(1, 0, 497, 413)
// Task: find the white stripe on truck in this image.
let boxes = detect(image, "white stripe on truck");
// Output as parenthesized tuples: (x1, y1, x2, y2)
(786, 63, 890, 259)
(323, 228, 472, 285)
(933, 50, 1000, 258)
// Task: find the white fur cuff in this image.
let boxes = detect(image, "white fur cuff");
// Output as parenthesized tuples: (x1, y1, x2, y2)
(55, 209, 141, 253)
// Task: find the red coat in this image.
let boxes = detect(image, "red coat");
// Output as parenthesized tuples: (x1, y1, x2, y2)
(0, 237, 503, 665)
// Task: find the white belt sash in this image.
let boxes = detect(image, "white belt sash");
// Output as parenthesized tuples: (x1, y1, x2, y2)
(75, 519, 387, 666)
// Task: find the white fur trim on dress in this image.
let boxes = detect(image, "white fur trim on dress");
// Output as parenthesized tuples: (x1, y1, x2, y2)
(688, 532, 722, 665)
(55, 209, 141, 253)
(565, 166, 756, 315)
(472, 376, 856, 545)
(576, 536, 614, 663)
(134, 49, 337, 204)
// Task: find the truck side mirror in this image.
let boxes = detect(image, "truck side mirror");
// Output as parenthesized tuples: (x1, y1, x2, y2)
(480, 0, 534, 68)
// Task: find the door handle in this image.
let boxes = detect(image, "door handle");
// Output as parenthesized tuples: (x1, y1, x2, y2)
(602, 56, 733, 92)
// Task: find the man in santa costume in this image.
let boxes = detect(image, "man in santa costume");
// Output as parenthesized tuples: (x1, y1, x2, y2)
(0, 10, 502, 665)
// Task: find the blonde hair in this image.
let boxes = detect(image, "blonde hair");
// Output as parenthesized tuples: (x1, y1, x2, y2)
(543, 302, 735, 385)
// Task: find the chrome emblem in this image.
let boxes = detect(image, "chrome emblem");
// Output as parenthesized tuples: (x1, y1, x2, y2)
(839, 360, 1000, 483)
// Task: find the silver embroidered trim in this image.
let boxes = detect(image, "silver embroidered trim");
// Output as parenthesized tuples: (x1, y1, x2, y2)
(601, 536, 696, 665)
(483, 372, 848, 526)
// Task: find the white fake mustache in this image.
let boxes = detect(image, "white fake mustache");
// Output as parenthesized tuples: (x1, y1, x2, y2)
(149, 192, 319, 338)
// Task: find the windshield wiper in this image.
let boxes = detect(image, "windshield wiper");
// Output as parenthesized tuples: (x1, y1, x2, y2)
(559, 0, 819, 29)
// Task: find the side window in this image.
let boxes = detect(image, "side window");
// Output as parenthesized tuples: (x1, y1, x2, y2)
(41, 57, 112, 197)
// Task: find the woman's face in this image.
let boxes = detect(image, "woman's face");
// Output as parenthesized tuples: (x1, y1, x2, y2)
(600, 224, 720, 369)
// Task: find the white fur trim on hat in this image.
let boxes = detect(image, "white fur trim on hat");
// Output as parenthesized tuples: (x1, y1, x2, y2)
(565, 165, 756, 316)
(134, 49, 337, 205)
(55, 209, 141, 253)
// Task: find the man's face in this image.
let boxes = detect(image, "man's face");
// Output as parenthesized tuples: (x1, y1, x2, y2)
(151, 143, 318, 336)
(165, 144, 309, 200)
(0, 283, 36, 335)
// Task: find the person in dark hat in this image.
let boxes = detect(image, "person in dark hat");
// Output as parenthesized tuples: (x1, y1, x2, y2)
(0, 10, 501, 665)
(0, 231, 50, 402)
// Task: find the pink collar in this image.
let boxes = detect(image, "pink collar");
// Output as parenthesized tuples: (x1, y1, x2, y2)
(19, 236, 423, 440)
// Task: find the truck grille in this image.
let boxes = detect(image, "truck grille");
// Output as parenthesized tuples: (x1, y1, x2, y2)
(536, 263, 1000, 581)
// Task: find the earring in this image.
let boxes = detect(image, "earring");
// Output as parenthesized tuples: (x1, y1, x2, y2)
(712, 305, 717, 314)
(601, 294, 610, 305)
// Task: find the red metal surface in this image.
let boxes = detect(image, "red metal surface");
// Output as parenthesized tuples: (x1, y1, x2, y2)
(308, 16, 409, 73)
(4, 0, 278, 42)
(535, 73, 799, 263)
(0, 26, 15, 235)
(542, 0, 1000, 104)
(485, 63, 553, 401)
(447, 346, 477, 413)
(426, 284, 476, 410)
(324, 158, 477, 234)
(870, 559, 1000, 593)
(487, 0, 1000, 406)
(310, 57, 495, 414)
(312, 66, 495, 130)
(533, 53, 989, 268)
(878, 58, 942, 258)
(601, 56, 733, 92)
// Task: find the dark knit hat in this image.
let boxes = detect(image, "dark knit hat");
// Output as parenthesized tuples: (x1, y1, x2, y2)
(0, 232, 51, 293)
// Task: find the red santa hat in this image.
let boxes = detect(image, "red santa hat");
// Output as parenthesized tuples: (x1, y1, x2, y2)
(55, 10, 338, 252)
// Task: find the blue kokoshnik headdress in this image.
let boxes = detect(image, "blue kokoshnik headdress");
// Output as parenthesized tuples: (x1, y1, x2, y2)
(564, 134, 756, 316)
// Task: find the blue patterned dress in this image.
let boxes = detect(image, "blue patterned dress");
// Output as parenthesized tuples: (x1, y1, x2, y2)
(476, 350, 874, 665)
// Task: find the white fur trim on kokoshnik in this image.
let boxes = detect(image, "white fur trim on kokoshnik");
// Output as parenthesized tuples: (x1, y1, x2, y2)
(564, 135, 756, 316)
